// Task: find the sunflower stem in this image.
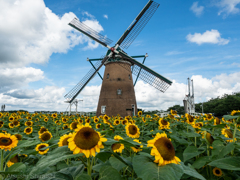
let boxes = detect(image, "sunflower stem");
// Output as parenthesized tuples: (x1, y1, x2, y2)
(0, 150, 4, 172)
(231, 120, 237, 155)
(87, 158, 92, 178)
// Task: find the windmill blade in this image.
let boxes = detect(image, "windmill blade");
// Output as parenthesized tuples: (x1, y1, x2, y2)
(116, 0, 159, 49)
(69, 18, 113, 47)
(119, 51, 172, 92)
(64, 56, 110, 103)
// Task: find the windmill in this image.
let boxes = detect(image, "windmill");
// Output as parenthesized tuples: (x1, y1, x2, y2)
(65, 0, 172, 116)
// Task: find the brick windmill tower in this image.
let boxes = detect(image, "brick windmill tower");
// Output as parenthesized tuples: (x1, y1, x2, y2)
(64, 0, 172, 117)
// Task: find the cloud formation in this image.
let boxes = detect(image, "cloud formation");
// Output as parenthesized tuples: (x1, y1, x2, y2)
(190, 2, 204, 16)
(0, 0, 104, 68)
(186, 29, 229, 45)
(103, 15, 108, 19)
(214, 0, 240, 17)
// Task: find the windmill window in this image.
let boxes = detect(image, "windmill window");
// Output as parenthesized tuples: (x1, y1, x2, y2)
(107, 74, 109, 79)
(117, 89, 122, 95)
(129, 74, 131, 80)
(101, 106, 106, 114)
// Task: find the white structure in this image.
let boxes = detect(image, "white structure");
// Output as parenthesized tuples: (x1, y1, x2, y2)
(183, 78, 195, 114)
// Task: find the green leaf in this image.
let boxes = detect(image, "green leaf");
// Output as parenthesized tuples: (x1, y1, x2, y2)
(7, 162, 26, 172)
(183, 146, 203, 162)
(96, 152, 112, 162)
(218, 143, 235, 158)
(192, 156, 211, 169)
(169, 135, 189, 145)
(133, 154, 184, 180)
(212, 140, 224, 157)
(181, 132, 201, 138)
(75, 173, 92, 180)
(99, 165, 122, 180)
(118, 138, 141, 148)
(223, 115, 239, 120)
(181, 163, 206, 180)
(109, 156, 127, 172)
(208, 157, 240, 170)
(16, 140, 41, 149)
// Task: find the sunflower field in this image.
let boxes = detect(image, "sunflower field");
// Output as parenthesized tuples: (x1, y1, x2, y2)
(0, 110, 240, 180)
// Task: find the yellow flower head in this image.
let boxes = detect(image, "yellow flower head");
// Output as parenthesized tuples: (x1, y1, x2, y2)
(147, 132, 180, 166)
(0, 133, 18, 151)
(125, 123, 140, 138)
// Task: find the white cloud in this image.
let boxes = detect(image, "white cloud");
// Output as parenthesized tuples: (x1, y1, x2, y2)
(0, 67, 44, 92)
(2, 71, 240, 112)
(186, 29, 229, 45)
(190, 2, 204, 16)
(0, 0, 104, 68)
(214, 0, 240, 17)
(103, 14, 108, 19)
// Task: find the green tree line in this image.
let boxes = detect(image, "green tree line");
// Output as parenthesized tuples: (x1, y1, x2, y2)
(167, 92, 240, 117)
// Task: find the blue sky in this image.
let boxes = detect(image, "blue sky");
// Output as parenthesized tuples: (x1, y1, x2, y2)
(0, 0, 240, 112)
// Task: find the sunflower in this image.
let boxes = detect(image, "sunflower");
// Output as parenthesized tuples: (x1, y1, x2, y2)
(205, 132, 214, 144)
(0, 124, 3, 128)
(51, 113, 57, 119)
(142, 117, 146, 123)
(0, 133, 18, 151)
(58, 133, 72, 147)
(138, 111, 143, 116)
(214, 117, 221, 125)
(170, 109, 177, 116)
(44, 118, 48, 122)
(70, 122, 79, 130)
(131, 139, 143, 153)
(0, 121, 3, 125)
(9, 116, 14, 121)
(68, 123, 107, 158)
(103, 115, 109, 122)
(147, 132, 181, 166)
(205, 114, 213, 121)
(38, 127, 48, 135)
(35, 118, 39, 122)
(14, 134, 22, 140)
(96, 123, 101, 129)
(111, 135, 124, 153)
(78, 118, 83, 124)
(9, 123, 14, 128)
(221, 128, 236, 142)
(186, 114, 195, 125)
(193, 122, 203, 129)
(213, 167, 223, 177)
(0, 113, 3, 118)
(26, 116, 32, 120)
(62, 118, 67, 123)
(122, 119, 128, 125)
(94, 118, 99, 123)
(167, 114, 174, 119)
(39, 131, 52, 142)
(158, 119, 170, 130)
(63, 124, 69, 130)
(231, 110, 240, 116)
(7, 154, 18, 167)
(113, 119, 120, 126)
(35, 143, 49, 155)
(24, 127, 33, 135)
(85, 118, 91, 124)
(125, 123, 140, 138)
(55, 120, 61, 125)
(25, 121, 33, 126)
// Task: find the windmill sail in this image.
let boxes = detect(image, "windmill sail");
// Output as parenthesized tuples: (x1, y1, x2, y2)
(64, 56, 110, 103)
(116, 0, 159, 49)
(69, 18, 113, 47)
(119, 51, 172, 92)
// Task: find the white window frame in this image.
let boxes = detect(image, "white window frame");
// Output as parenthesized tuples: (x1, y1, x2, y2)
(101, 106, 106, 114)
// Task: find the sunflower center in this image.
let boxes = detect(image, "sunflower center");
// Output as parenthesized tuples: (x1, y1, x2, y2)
(38, 145, 46, 152)
(26, 128, 31, 133)
(225, 129, 233, 138)
(161, 120, 168, 125)
(74, 127, 100, 150)
(0, 138, 12, 146)
(41, 133, 51, 141)
(40, 128, 47, 134)
(128, 125, 137, 135)
(72, 122, 78, 129)
(154, 137, 175, 161)
(62, 137, 70, 146)
(111, 143, 121, 151)
(216, 169, 220, 174)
